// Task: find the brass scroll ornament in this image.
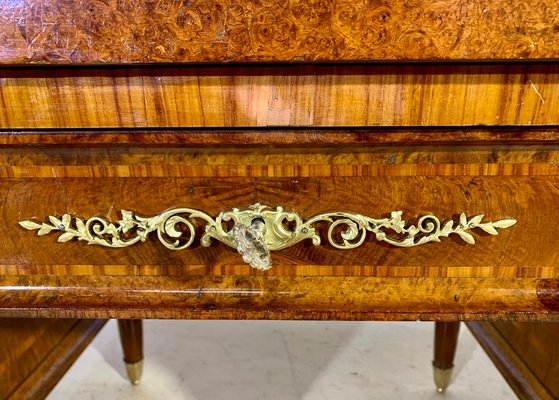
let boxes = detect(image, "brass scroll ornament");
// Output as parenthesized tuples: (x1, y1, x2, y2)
(19, 203, 516, 271)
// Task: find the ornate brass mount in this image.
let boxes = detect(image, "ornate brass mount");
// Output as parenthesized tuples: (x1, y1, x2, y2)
(19, 204, 516, 271)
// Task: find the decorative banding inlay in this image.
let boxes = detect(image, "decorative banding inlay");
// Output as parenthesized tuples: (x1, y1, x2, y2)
(19, 203, 516, 270)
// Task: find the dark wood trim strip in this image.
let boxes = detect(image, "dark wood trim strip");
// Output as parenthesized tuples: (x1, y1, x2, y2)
(2, 128, 559, 147)
(537, 280, 559, 311)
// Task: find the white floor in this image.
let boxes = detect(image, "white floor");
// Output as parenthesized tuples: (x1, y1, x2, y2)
(48, 320, 516, 400)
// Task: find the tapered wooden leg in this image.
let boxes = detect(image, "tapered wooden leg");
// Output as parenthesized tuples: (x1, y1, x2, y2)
(117, 319, 144, 385)
(433, 321, 461, 393)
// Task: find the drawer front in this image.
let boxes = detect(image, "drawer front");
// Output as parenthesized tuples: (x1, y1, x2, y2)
(0, 141, 557, 320)
(4, 175, 547, 276)
(3, 143, 557, 277)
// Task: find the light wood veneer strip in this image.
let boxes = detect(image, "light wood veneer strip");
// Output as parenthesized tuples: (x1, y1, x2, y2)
(1, 65, 558, 128)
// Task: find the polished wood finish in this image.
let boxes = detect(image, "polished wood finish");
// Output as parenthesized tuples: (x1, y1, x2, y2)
(1, 65, 558, 128)
(1, 142, 558, 284)
(433, 321, 461, 391)
(537, 280, 559, 311)
(0, 319, 74, 399)
(0, 0, 558, 396)
(0, 319, 106, 400)
(491, 321, 559, 398)
(433, 322, 460, 370)
(118, 320, 144, 365)
(0, 275, 557, 320)
(1, 0, 558, 63)
(2, 128, 559, 146)
(467, 321, 559, 400)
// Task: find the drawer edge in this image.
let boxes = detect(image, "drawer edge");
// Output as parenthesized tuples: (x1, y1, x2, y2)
(0, 276, 557, 321)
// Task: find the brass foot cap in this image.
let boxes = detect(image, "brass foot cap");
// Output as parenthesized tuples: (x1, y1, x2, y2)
(124, 360, 144, 385)
(433, 366, 453, 393)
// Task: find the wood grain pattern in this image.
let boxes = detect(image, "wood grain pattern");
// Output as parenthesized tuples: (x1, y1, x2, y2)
(3, 151, 558, 322)
(0, 0, 558, 63)
(1, 5, 559, 326)
(433, 322, 461, 370)
(1, 65, 558, 128)
(117, 320, 143, 364)
(490, 321, 559, 398)
(536, 280, 559, 311)
(0, 319, 75, 398)
(1, 143, 558, 279)
(2, 128, 559, 146)
(0, 275, 558, 321)
(0, 319, 105, 399)
(468, 321, 559, 400)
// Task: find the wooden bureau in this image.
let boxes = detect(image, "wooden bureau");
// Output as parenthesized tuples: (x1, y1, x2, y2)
(0, 1, 559, 398)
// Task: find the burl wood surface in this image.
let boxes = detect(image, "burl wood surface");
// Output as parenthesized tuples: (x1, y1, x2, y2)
(1, 275, 558, 321)
(0, 0, 558, 63)
(1, 65, 558, 128)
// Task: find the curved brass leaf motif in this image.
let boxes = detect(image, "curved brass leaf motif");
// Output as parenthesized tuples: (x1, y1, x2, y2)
(19, 204, 517, 269)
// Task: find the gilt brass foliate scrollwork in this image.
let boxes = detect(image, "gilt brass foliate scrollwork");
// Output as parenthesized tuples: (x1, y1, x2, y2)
(19, 203, 517, 271)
